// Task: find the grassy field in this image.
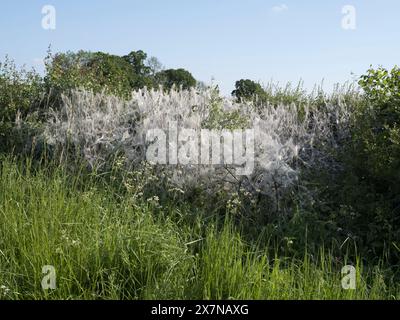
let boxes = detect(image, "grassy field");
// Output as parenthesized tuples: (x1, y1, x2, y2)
(0, 158, 398, 300)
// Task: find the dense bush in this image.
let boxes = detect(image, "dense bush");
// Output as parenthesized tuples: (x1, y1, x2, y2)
(0, 57, 45, 153)
(232, 79, 311, 108)
(0, 50, 198, 154)
(2, 49, 400, 270)
(356, 66, 400, 184)
(44, 50, 141, 100)
(285, 66, 400, 261)
(42, 85, 352, 226)
(329, 66, 400, 258)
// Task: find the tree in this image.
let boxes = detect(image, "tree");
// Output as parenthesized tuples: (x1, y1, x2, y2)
(146, 56, 164, 76)
(45, 50, 159, 99)
(45, 50, 138, 98)
(122, 50, 151, 76)
(156, 68, 196, 90)
(45, 50, 197, 100)
(232, 79, 266, 102)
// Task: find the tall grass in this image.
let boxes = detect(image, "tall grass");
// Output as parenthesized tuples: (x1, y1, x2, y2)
(0, 158, 398, 300)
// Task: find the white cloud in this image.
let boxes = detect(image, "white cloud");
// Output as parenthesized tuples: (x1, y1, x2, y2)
(271, 4, 289, 13)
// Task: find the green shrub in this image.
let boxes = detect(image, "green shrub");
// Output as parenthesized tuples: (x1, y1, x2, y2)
(232, 79, 267, 105)
(43, 50, 198, 104)
(44, 50, 139, 101)
(203, 86, 250, 130)
(0, 57, 44, 153)
(357, 66, 400, 181)
(326, 66, 400, 259)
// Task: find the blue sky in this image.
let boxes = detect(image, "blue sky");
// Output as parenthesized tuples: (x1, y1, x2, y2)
(1, 0, 399, 95)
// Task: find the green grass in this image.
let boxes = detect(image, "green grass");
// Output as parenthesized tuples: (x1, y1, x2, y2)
(0, 158, 398, 300)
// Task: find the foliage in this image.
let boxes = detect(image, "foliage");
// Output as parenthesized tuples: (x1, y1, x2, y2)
(146, 56, 164, 76)
(328, 66, 400, 257)
(42, 86, 351, 217)
(122, 50, 151, 76)
(232, 79, 267, 104)
(156, 68, 197, 90)
(0, 57, 44, 152)
(202, 86, 250, 130)
(0, 158, 397, 300)
(44, 50, 197, 100)
(356, 66, 400, 181)
(44, 50, 139, 100)
(2, 49, 400, 297)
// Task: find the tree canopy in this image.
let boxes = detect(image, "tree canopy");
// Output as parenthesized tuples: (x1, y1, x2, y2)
(45, 50, 198, 97)
(156, 68, 197, 90)
(231, 79, 266, 102)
